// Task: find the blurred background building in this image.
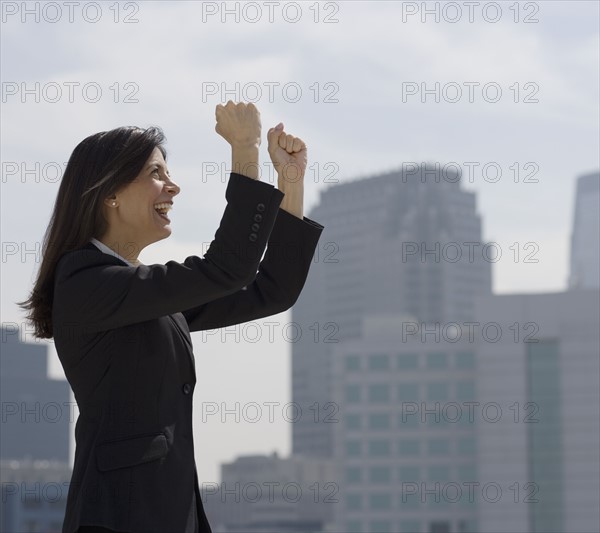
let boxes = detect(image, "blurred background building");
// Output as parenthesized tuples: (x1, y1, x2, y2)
(568, 171, 600, 290)
(202, 167, 599, 532)
(475, 288, 599, 533)
(201, 451, 334, 532)
(292, 165, 492, 461)
(330, 317, 479, 532)
(0, 328, 71, 533)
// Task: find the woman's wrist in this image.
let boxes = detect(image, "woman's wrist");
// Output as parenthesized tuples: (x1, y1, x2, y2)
(277, 174, 304, 219)
(231, 144, 260, 180)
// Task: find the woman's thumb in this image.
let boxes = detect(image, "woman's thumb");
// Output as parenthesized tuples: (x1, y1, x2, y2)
(268, 122, 284, 142)
(269, 123, 284, 133)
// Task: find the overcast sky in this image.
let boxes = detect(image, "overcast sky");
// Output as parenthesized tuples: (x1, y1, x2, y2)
(1, 0, 598, 482)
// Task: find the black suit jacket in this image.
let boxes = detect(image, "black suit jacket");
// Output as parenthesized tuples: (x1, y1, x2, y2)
(52, 172, 324, 533)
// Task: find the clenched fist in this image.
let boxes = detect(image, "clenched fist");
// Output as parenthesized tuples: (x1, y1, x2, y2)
(267, 122, 307, 183)
(215, 101, 261, 148)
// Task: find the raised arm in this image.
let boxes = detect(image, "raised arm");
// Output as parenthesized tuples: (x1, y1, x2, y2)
(182, 122, 324, 331)
(182, 208, 323, 331)
(52, 172, 285, 334)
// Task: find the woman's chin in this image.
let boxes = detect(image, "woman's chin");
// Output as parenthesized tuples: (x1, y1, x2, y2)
(159, 225, 172, 237)
(154, 210, 173, 231)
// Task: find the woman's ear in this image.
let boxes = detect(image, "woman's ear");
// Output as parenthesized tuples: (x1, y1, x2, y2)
(104, 195, 118, 208)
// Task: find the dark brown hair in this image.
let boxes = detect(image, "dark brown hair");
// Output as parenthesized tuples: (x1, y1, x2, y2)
(17, 126, 167, 339)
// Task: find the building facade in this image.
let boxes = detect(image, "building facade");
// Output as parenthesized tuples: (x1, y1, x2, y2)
(292, 165, 492, 460)
(474, 289, 600, 533)
(331, 314, 479, 533)
(568, 171, 599, 290)
(201, 451, 335, 531)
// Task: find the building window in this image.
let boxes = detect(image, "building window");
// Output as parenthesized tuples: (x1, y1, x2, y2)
(346, 493, 362, 510)
(398, 383, 419, 401)
(458, 437, 475, 455)
(346, 354, 361, 371)
(369, 492, 392, 510)
(458, 464, 477, 483)
(455, 351, 475, 369)
(458, 411, 476, 428)
(369, 466, 391, 483)
(346, 384, 361, 403)
(368, 439, 391, 456)
(368, 412, 390, 430)
(455, 381, 475, 401)
(368, 383, 390, 403)
(429, 521, 451, 533)
(427, 382, 449, 401)
(397, 353, 419, 369)
(346, 466, 362, 483)
(346, 440, 361, 457)
(368, 353, 390, 371)
(399, 465, 420, 483)
(458, 518, 478, 532)
(346, 413, 361, 430)
(427, 465, 450, 481)
(427, 352, 448, 369)
(399, 490, 420, 509)
(427, 438, 449, 455)
(399, 439, 420, 455)
(398, 412, 419, 429)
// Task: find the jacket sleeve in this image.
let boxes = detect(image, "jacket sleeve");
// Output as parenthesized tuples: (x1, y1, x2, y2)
(182, 208, 324, 332)
(52, 173, 285, 334)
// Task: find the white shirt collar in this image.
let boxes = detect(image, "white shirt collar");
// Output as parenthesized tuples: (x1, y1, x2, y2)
(89, 238, 135, 267)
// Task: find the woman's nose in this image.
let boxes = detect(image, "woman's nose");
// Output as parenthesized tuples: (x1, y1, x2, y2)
(165, 179, 180, 196)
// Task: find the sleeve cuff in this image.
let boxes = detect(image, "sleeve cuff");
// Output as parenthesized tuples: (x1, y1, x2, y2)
(275, 207, 325, 232)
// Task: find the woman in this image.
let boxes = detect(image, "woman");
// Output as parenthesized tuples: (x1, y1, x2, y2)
(18, 101, 324, 533)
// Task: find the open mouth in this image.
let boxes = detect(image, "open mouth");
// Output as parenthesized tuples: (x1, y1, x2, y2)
(155, 210, 170, 223)
(154, 203, 172, 223)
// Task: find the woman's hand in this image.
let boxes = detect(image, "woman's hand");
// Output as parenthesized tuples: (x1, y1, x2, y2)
(215, 101, 261, 148)
(268, 123, 306, 219)
(267, 123, 307, 184)
(215, 101, 261, 180)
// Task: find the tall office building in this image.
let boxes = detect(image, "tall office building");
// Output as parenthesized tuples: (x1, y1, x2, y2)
(568, 171, 599, 289)
(292, 165, 492, 459)
(331, 313, 479, 533)
(474, 289, 600, 533)
(0, 326, 70, 461)
(0, 326, 72, 532)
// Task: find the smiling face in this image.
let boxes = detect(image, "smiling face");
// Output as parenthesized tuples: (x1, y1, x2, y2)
(99, 147, 181, 258)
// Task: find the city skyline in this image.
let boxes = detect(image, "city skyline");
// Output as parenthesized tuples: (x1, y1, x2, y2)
(2, 0, 598, 492)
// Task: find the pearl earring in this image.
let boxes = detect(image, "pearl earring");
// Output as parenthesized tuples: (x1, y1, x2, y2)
(112, 202, 116, 206)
